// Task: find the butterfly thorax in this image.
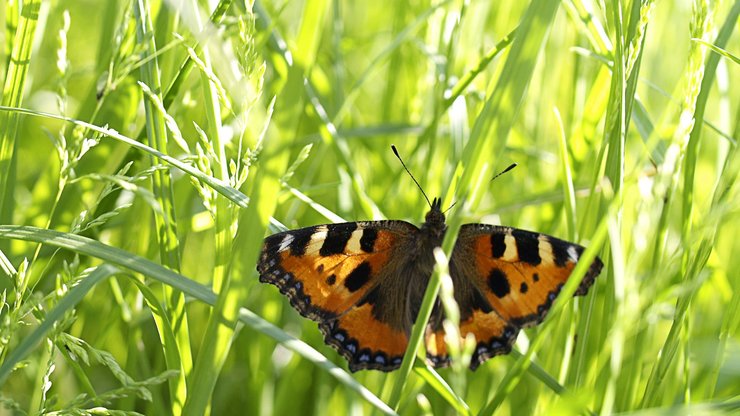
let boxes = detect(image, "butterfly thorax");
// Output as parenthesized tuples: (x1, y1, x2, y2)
(409, 198, 446, 274)
(420, 198, 447, 241)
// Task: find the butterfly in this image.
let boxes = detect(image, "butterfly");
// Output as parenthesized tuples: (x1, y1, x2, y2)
(258, 146, 602, 372)
(257, 196, 603, 372)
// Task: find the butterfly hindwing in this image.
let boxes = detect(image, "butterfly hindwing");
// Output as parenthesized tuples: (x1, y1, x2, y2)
(320, 303, 408, 371)
(425, 309, 519, 369)
(257, 220, 420, 371)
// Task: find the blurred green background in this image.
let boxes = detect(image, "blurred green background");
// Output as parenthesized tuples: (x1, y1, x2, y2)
(0, 0, 738, 415)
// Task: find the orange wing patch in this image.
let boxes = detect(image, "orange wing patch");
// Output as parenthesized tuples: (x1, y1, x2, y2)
(320, 302, 408, 371)
(258, 223, 401, 321)
(461, 225, 602, 327)
(425, 309, 519, 369)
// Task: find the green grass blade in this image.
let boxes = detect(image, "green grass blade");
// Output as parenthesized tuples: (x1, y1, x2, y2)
(681, 0, 740, 241)
(0, 106, 249, 208)
(554, 107, 577, 240)
(0, 264, 115, 386)
(133, 1, 190, 411)
(333, 0, 450, 124)
(691, 38, 740, 65)
(414, 366, 472, 416)
(389, 0, 562, 409)
(641, 1, 718, 407)
(256, 1, 383, 220)
(0, 0, 41, 225)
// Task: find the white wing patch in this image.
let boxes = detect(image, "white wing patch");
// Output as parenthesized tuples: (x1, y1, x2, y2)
(503, 233, 519, 261)
(278, 234, 294, 252)
(345, 228, 365, 253)
(567, 246, 580, 262)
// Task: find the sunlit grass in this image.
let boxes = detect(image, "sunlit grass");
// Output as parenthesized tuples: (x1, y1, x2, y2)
(1, 0, 738, 415)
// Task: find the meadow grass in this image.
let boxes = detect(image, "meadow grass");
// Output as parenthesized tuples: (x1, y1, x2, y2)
(0, 0, 738, 415)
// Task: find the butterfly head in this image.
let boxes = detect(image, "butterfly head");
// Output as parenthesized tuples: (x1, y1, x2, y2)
(422, 197, 447, 239)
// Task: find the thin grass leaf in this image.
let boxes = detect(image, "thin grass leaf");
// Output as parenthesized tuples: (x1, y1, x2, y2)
(333, 0, 452, 124)
(0, 264, 115, 386)
(284, 185, 346, 223)
(257, 0, 383, 220)
(0, 106, 249, 208)
(0, 0, 41, 227)
(133, 2, 190, 413)
(691, 38, 740, 66)
(138, 82, 190, 154)
(390, 0, 562, 409)
(414, 366, 471, 416)
(281, 143, 313, 183)
(442, 25, 517, 112)
(554, 107, 577, 241)
(182, 3, 241, 410)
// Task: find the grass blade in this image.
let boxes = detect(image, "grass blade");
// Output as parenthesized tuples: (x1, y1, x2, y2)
(0, 264, 115, 386)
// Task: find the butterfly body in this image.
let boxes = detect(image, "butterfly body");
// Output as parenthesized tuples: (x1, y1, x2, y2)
(258, 198, 602, 372)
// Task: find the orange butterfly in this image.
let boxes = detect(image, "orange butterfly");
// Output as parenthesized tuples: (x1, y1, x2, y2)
(257, 152, 602, 372)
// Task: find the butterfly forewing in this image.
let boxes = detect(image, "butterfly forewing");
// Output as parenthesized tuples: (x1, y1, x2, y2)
(452, 224, 602, 327)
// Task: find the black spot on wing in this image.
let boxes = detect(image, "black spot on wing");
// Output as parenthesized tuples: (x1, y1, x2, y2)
(359, 228, 378, 253)
(319, 223, 358, 256)
(520, 282, 528, 294)
(487, 268, 510, 298)
(550, 238, 572, 267)
(326, 274, 336, 285)
(262, 233, 283, 255)
(512, 229, 541, 265)
(490, 232, 506, 258)
(344, 261, 372, 292)
(289, 228, 315, 256)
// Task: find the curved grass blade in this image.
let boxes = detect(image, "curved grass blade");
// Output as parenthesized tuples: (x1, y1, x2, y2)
(389, 0, 562, 409)
(0, 264, 116, 386)
(0, 106, 249, 209)
(0, 0, 41, 227)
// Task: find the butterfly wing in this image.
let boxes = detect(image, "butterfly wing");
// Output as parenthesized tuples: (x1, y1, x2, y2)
(426, 224, 603, 369)
(257, 220, 421, 371)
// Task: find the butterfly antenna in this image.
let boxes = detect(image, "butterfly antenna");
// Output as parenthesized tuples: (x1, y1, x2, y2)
(491, 163, 517, 182)
(391, 145, 432, 208)
(442, 200, 457, 214)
